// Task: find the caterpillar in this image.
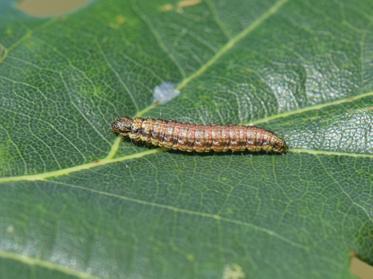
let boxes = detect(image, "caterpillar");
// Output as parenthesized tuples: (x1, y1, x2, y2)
(112, 117, 288, 154)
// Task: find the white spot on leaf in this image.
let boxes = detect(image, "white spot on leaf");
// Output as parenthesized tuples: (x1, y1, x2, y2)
(6, 225, 15, 234)
(223, 264, 245, 279)
(153, 82, 180, 104)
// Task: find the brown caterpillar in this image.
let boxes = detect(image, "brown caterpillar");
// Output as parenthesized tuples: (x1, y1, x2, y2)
(112, 117, 288, 154)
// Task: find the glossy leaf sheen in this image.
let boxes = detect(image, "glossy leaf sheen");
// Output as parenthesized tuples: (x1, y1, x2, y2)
(0, 0, 372, 278)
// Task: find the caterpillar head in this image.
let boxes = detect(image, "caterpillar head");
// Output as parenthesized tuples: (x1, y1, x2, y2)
(112, 117, 134, 135)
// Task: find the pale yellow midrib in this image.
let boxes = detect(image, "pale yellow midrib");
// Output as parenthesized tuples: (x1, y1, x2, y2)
(0, 149, 160, 183)
(0, 147, 371, 184)
(0, 250, 98, 279)
(290, 149, 373, 159)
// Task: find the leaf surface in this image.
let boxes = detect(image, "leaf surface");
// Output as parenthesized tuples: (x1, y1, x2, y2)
(0, 0, 372, 278)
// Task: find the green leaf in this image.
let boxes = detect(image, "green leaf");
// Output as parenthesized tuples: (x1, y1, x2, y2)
(0, 0, 372, 278)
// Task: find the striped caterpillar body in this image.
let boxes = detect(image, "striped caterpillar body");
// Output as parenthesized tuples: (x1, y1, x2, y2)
(112, 117, 288, 154)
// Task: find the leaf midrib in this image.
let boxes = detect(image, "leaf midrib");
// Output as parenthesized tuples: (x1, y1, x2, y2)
(0, 250, 97, 279)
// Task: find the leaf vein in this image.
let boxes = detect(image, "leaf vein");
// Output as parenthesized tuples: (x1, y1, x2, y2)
(48, 180, 308, 250)
(130, 1, 186, 78)
(96, 40, 140, 111)
(0, 250, 97, 279)
(247, 91, 373, 125)
(176, 0, 288, 91)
